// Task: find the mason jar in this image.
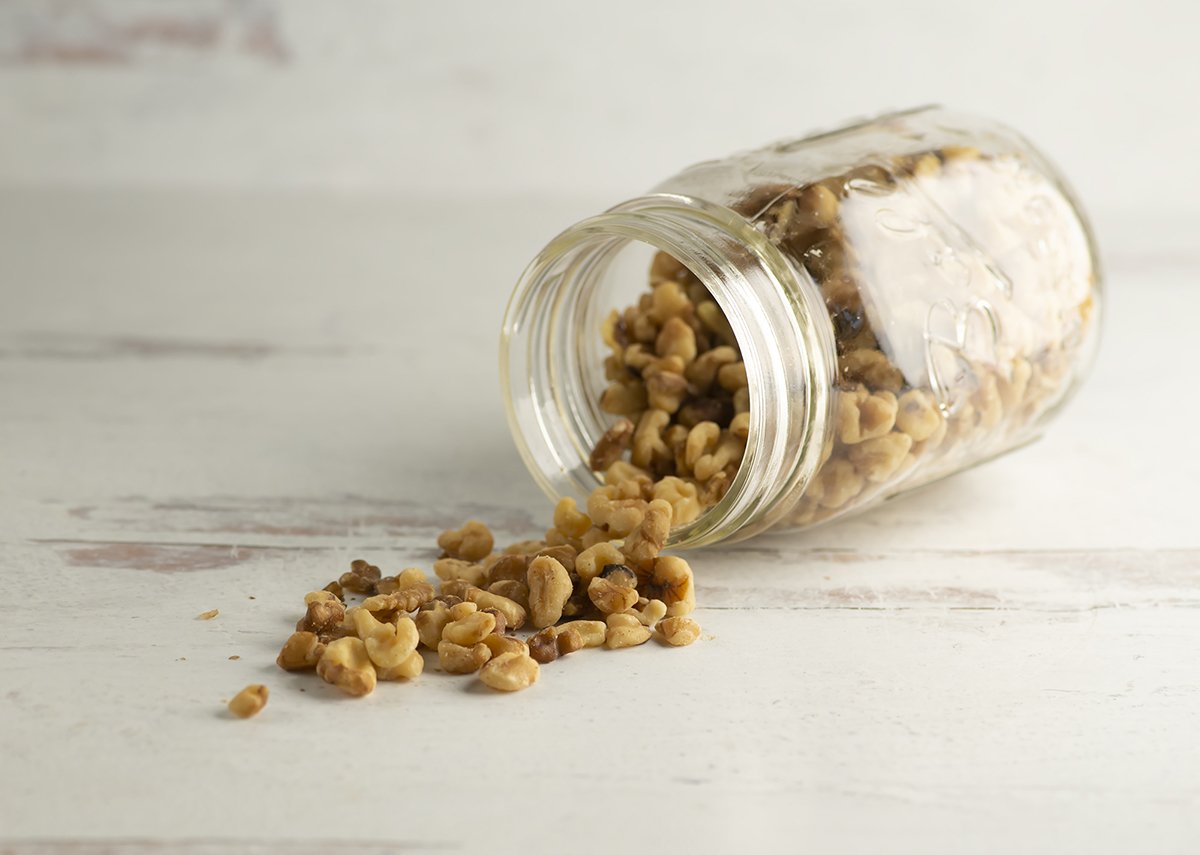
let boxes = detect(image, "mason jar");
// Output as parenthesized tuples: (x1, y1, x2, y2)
(500, 106, 1102, 548)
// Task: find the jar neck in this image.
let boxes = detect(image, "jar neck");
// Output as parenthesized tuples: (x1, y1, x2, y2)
(500, 193, 836, 547)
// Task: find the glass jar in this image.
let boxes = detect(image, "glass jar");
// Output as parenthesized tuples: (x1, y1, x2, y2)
(501, 106, 1102, 548)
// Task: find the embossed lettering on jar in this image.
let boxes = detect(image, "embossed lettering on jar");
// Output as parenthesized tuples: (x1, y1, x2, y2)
(501, 106, 1101, 547)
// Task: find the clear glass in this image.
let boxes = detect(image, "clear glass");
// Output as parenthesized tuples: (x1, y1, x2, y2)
(501, 106, 1102, 547)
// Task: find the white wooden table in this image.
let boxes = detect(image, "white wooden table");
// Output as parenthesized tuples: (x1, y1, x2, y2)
(2, 187, 1197, 854)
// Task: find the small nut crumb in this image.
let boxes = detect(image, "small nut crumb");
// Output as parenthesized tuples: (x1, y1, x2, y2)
(437, 520, 495, 562)
(478, 652, 540, 692)
(656, 616, 702, 646)
(197, 609, 218, 620)
(437, 640, 492, 674)
(228, 684, 268, 718)
(229, 655, 240, 660)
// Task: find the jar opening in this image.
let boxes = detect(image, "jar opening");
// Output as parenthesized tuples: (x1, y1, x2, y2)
(500, 194, 836, 547)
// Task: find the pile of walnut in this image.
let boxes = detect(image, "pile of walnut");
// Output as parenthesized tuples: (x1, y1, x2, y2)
(592, 250, 749, 516)
(277, 507, 701, 695)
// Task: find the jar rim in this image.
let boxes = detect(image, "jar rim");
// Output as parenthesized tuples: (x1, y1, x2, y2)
(499, 193, 836, 548)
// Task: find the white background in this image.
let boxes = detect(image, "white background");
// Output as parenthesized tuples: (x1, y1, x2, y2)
(1, 0, 1198, 223)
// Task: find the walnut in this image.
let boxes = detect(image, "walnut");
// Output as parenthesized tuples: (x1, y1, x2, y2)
(527, 627, 561, 664)
(441, 610, 497, 646)
(339, 559, 381, 594)
(317, 637, 376, 697)
(277, 631, 325, 671)
(637, 555, 695, 617)
(437, 520, 495, 563)
(478, 652, 540, 692)
(527, 555, 573, 629)
(656, 616, 702, 647)
(604, 613, 652, 649)
(296, 591, 345, 635)
(621, 499, 673, 570)
(228, 685, 268, 719)
(437, 640, 491, 675)
(589, 417, 635, 472)
(588, 575, 639, 615)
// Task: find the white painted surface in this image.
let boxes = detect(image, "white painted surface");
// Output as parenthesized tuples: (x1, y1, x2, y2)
(1, 0, 1199, 223)
(0, 187, 1197, 853)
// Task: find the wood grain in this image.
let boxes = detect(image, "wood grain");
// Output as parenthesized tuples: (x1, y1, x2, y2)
(1, 189, 1196, 854)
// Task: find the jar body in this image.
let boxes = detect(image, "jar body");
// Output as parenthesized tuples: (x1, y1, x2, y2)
(501, 107, 1101, 545)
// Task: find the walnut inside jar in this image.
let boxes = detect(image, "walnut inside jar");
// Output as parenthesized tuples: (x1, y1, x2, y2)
(587, 138, 1096, 533)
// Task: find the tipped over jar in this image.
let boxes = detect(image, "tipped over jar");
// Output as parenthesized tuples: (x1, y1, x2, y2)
(501, 106, 1102, 547)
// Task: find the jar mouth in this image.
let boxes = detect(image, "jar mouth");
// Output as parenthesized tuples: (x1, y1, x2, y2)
(500, 193, 836, 548)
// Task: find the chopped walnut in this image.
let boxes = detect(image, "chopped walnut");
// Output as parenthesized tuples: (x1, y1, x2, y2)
(317, 637, 376, 696)
(895, 389, 942, 441)
(605, 613, 652, 649)
(552, 497, 593, 540)
(621, 499, 673, 570)
(589, 418, 635, 472)
(656, 616, 702, 646)
(486, 554, 528, 586)
(277, 631, 325, 671)
(478, 652, 540, 692)
(837, 386, 898, 444)
(437, 520, 495, 563)
(527, 627, 561, 664)
(559, 620, 607, 648)
(442, 610, 497, 646)
(575, 542, 626, 584)
(638, 556, 695, 617)
(433, 557, 489, 588)
(339, 559, 382, 594)
(483, 634, 529, 659)
(296, 591, 346, 635)
(847, 432, 914, 483)
(415, 600, 454, 650)
(376, 649, 424, 681)
(586, 486, 649, 537)
(228, 685, 268, 718)
(527, 555, 573, 629)
(375, 567, 427, 596)
(437, 640, 491, 675)
(588, 575, 639, 615)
